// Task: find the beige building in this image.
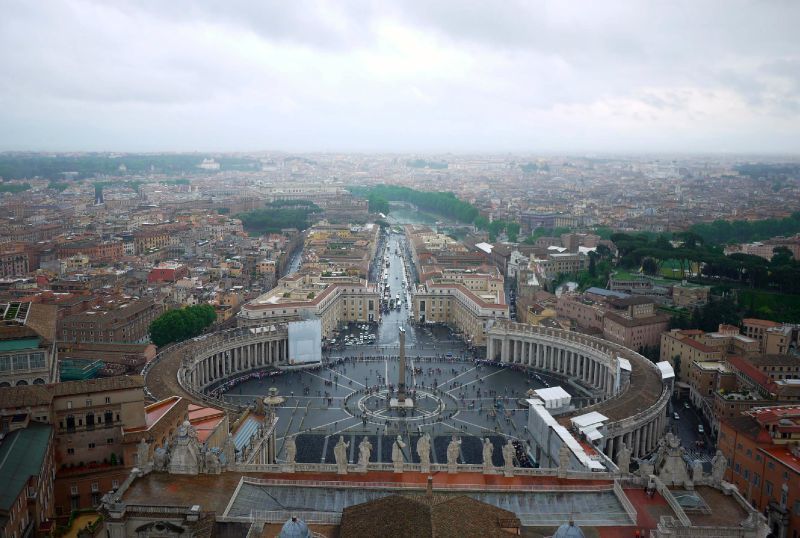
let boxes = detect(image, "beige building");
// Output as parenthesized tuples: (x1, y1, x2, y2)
(742, 318, 782, 353)
(238, 272, 380, 338)
(601, 297, 669, 351)
(660, 329, 722, 381)
(413, 269, 509, 347)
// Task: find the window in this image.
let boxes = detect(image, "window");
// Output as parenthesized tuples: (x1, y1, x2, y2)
(112, 480, 119, 489)
(754, 473, 760, 486)
(106, 438, 113, 444)
(67, 448, 74, 455)
(85, 399, 92, 407)
(734, 463, 741, 474)
(744, 469, 750, 480)
(105, 396, 111, 404)
(70, 485, 78, 495)
(67, 401, 72, 410)
(90, 482, 99, 492)
(746, 449, 752, 457)
(768, 461, 776, 470)
(766, 481, 774, 496)
(88, 442, 95, 449)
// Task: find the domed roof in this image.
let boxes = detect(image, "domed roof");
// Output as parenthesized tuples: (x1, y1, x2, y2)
(553, 521, 585, 538)
(279, 516, 310, 538)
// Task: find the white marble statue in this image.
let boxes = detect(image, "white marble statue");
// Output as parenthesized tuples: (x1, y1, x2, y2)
(711, 450, 727, 484)
(692, 459, 703, 483)
(222, 434, 236, 467)
(358, 437, 372, 470)
(284, 436, 297, 465)
(446, 435, 461, 467)
(417, 433, 431, 472)
(617, 443, 632, 474)
(392, 435, 406, 473)
(482, 438, 494, 472)
(502, 439, 515, 471)
(334, 436, 349, 474)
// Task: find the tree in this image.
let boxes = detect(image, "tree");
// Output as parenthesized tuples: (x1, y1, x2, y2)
(506, 222, 520, 242)
(641, 257, 659, 276)
(149, 304, 217, 347)
(672, 355, 682, 379)
(588, 252, 597, 277)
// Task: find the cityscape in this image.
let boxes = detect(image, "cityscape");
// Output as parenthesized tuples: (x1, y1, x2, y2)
(1, 2, 800, 538)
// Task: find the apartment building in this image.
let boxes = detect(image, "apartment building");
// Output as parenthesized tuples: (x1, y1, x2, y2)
(413, 269, 509, 347)
(601, 297, 669, 351)
(0, 420, 55, 538)
(743, 318, 783, 353)
(719, 406, 800, 537)
(59, 297, 163, 344)
(238, 272, 380, 338)
(660, 329, 722, 381)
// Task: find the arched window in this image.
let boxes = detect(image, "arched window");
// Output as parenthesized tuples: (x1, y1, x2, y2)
(66, 415, 76, 432)
(33, 378, 45, 385)
(15, 380, 28, 386)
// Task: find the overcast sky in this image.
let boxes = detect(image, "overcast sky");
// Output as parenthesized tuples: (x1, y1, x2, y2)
(1, 1, 798, 154)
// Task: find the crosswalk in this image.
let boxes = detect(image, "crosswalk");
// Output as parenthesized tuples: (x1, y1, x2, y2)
(684, 448, 713, 464)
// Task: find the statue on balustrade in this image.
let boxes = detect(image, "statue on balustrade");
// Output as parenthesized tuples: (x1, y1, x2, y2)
(334, 436, 349, 474)
(358, 437, 372, 470)
(711, 450, 727, 485)
(502, 439, 515, 475)
(392, 435, 406, 473)
(417, 433, 431, 472)
(284, 436, 297, 465)
(616, 443, 631, 474)
(447, 435, 461, 469)
(223, 433, 237, 468)
(482, 438, 494, 472)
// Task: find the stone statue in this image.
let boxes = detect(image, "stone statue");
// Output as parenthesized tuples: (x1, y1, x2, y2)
(654, 432, 691, 486)
(204, 449, 221, 474)
(334, 436, 349, 474)
(169, 421, 201, 475)
(558, 443, 571, 478)
(153, 447, 169, 472)
(711, 450, 727, 484)
(446, 435, 461, 467)
(692, 459, 703, 483)
(502, 439, 515, 471)
(616, 443, 631, 474)
(284, 436, 297, 465)
(136, 438, 149, 468)
(417, 434, 431, 472)
(482, 438, 494, 472)
(358, 437, 372, 470)
(392, 435, 406, 473)
(222, 434, 236, 467)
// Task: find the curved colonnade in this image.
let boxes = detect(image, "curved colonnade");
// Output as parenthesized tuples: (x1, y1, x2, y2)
(487, 321, 670, 461)
(146, 321, 669, 465)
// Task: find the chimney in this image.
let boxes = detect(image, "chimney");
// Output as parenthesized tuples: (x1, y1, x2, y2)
(427, 476, 433, 496)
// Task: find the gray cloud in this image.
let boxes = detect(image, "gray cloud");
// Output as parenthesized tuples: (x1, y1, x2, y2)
(0, 0, 798, 153)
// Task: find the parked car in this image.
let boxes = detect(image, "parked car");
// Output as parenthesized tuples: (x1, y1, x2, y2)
(673, 412, 680, 420)
(698, 424, 704, 434)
